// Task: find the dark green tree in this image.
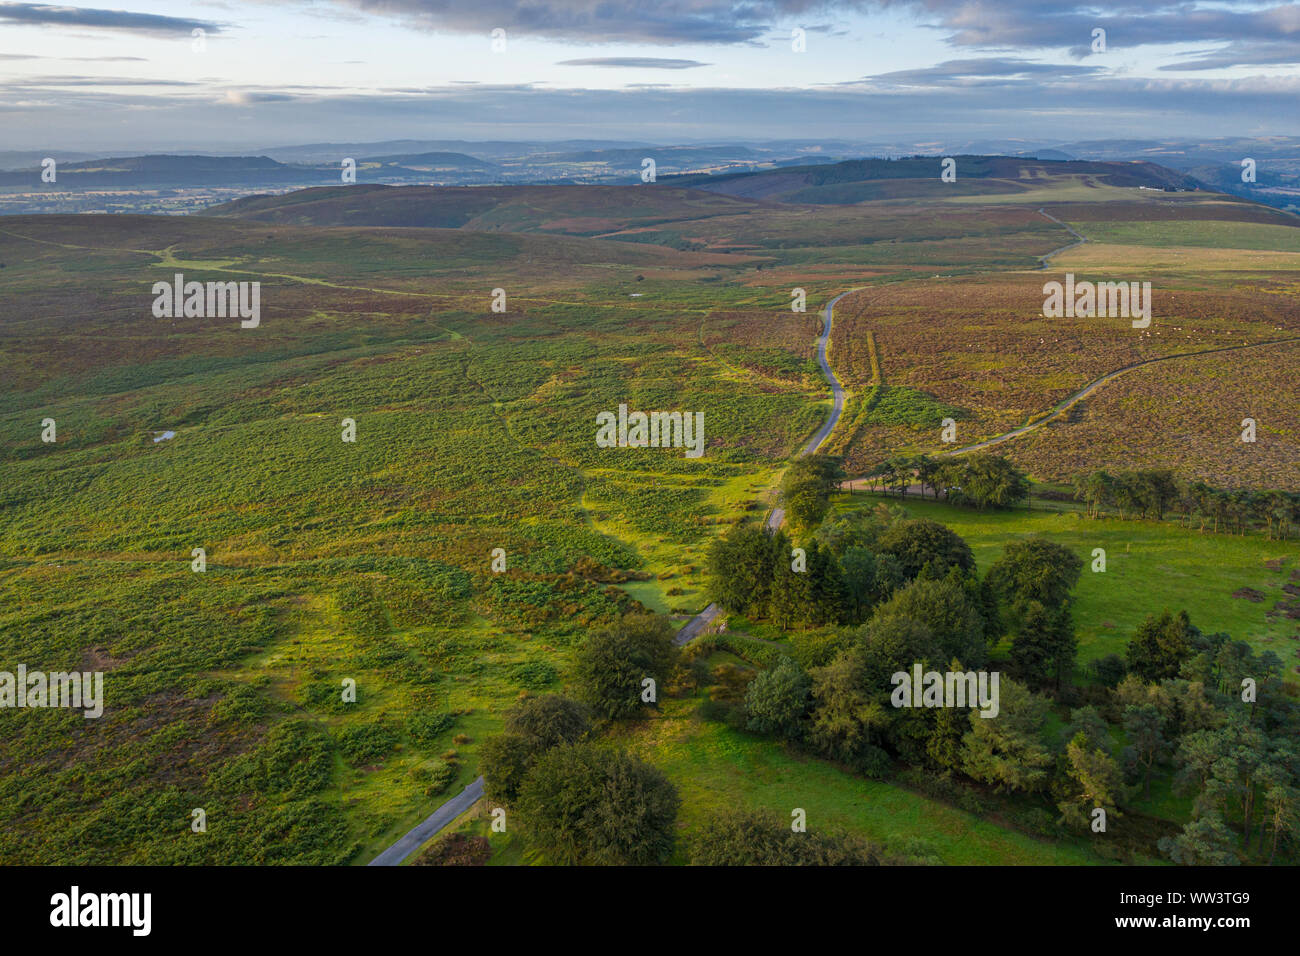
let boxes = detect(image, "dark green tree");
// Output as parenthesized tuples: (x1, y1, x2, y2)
(1057, 731, 1125, 832)
(807, 646, 891, 774)
(839, 546, 880, 624)
(504, 695, 590, 751)
(948, 454, 1030, 510)
(986, 536, 1083, 610)
(1158, 813, 1240, 866)
(875, 518, 976, 580)
(515, 743, 680, 865)
(706, 522, 773, 615)
(961, 678, 1053, 793)
(807, 541, 849, 626)
(1121, 704, 1170, 800)
(871, 575, 988, 669)
(1009, 600, 1077, 693)
(480, 733, 537, 805)
(572, 613, 678, 719)
(743, 657, 812, 741)
(481, 695, 592, 804)
(1126, 609, 1194, 682)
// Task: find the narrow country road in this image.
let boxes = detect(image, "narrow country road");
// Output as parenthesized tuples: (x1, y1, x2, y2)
(368, 776, 485, 866)
(675, 288, 852, 644)
(1036, 207, 1087, 265)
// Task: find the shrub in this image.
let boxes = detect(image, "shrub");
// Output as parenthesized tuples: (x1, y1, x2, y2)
(572, 613, 678, 719)
(335, 720, 399, 765)
(743, 657, 811, 741)
(688, 808, 880, 865)
(408, 711, 456, 746)
(412, 832, 490, 866)
(411, 759, 458, 797)
(515, 744, 680, 865)
(507, 660, 558, 690)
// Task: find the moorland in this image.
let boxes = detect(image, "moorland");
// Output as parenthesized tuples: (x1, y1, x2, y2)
(1, 155, 1296, 865)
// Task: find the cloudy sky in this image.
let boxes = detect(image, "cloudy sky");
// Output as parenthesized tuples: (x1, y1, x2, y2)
(1, 0, 1298, 150)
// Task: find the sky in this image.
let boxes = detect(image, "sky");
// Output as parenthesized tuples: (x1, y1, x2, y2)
(0, 0, 1297, 150)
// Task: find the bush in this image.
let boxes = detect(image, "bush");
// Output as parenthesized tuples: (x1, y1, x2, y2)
(481, 695, 591, 804)
(516, 743, 680, 865)
(408, 711, 456, 746)
(876, 519, 975, 580)
(572, 613, 678, 719)
(335, 720, 399, 765)
(743, 657, 811, 741)
(507, 660, 558, 690)
(412, 832, 490, 866)
(688, 808, 880, 865)
(410, 759, 458, 797)
(479, 733, 535, 805)
(503, 695, 590, 750)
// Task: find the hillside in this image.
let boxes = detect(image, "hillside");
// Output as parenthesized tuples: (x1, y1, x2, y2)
(666, 155, 1201, 203)
(201, 183, 762, 233)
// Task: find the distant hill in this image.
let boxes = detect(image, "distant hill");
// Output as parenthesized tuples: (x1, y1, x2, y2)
(200, 182, 758, 234)
(0, 154, 330, 187)
(362, 151, 497, 169)
(198, 156, 1212, 234)
(539, 145, 761, 164)
(664, 155, 1201, 203)
(0, 150, 100, 172)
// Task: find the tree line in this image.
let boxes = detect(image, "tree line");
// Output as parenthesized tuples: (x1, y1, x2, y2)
(780, 452, 1031, 534)
(857, 452, 1031, 511)
(1074, 468, 1300, 539)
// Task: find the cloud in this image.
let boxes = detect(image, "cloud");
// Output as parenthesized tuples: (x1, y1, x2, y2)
(1160, 41, 1300, 71)
(326, 0, 876, 45)
(862, 57, 1105, 87)
(0, 2, 223, 36)
(882, 0, 1300, 63)
(220, 89, 298, 105)
(12, 75, 196, 87)
(557, 57, 710, 68)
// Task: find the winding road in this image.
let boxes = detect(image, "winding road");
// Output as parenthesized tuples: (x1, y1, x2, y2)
(1036, 207, 1088, 265)
(675, 290, 850, 643)
(370, 205, 1300, 864)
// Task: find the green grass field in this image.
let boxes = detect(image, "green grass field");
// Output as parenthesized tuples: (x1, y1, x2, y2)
(832, 492, 1299, 673)
(617, 695, 1105, 865)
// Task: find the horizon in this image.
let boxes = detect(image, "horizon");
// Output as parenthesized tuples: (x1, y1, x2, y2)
(2, 1, 1298, 150)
